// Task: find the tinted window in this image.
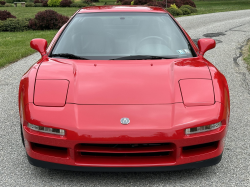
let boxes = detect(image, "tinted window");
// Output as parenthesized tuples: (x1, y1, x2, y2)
(52, 13, 194, 60)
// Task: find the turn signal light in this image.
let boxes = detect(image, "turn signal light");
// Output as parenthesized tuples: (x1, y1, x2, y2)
(185, 122, 222, 135)
(28, 123, 65, 136)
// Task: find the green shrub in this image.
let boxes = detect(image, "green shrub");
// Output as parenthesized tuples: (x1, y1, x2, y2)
(5, 0, 14, 3)
(34, 2, 43, 6)
(180, 5, 197, 13)
(48, 0, 61, 7)
(179, 7, 191, 15)
(25, 2, 34, 6)
(4, 3, 13, 6)
(0, 18, 29, 32)
(166, 7, 183, 16)
(70, 2, 86, 7)
(0, 4, 4, 6)
(170, 3, 177, 9)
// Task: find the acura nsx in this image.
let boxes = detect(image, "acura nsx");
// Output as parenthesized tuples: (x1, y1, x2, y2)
(19, 5, 230, 172)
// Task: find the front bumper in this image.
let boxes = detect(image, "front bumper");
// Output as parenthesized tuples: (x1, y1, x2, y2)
(27, 153, 223, 172)
(22, 102, 228, 170)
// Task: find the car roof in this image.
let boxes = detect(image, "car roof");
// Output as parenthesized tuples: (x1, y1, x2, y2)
(78, 5, 167, 14)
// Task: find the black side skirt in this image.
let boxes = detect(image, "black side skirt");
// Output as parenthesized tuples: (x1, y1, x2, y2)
(27, 154, 222, 172)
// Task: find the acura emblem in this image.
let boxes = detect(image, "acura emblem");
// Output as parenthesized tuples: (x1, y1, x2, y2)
(120, 117, 130, 125)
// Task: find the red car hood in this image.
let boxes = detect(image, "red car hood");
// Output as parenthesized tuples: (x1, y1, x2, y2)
(36, 58, 211, 105)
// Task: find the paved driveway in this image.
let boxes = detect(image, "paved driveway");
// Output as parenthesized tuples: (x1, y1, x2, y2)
(0, 10, 250, 186)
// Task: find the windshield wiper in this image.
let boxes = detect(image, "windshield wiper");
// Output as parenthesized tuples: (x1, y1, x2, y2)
(51, 53, 89, 60)
(111, 55, 178, 60)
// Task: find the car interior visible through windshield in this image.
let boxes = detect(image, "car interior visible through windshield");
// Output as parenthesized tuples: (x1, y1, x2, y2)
(51, 12, 195, 60)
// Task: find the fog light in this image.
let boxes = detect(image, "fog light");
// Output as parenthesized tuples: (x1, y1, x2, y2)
(28, 123, 65, 136)
(185, 122, 222, 135)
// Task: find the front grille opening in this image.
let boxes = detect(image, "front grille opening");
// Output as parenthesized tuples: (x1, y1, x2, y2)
(31, 142, 68, 158)
(75, 143, 176, 165)
(182, 141, 219, 157)
(80, 151, 170, 157)
(80, 143, 171, 149)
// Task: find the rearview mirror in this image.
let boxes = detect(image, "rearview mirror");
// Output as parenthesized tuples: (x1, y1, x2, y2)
(30, 38, 47, 56)
(197, 38, 216, 56)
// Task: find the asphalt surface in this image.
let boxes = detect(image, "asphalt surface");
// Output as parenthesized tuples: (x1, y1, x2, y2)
(1, 10, 250, 186)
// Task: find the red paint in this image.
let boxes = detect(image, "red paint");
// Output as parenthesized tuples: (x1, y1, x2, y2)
(19, 6, 230, 169)
(198, 38, 216, 56)
(30, 39, 47, 56)
(34, 80, 69, 107)
(179, 79, 215, 106)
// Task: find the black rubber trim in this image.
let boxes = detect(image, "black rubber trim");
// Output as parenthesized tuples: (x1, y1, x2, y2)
(27, 153, 222, 172)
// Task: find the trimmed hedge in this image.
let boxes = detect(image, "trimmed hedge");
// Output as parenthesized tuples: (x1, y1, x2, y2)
(26, 3, 35, 6)
(4, 3, 13, 6)
(48, 0, 61, 7)
(34, 2, 43, 6)
(70, 2, 87, 7)
(60, 0, 72, 7)
(179, 7, 191, 15)
(0, 1, 6, 5)
(181, 5, 197, 13)
(43, 0, 48, 6)
(0, 18, 29, 32)
(0, 10, 16, 21)
(29, 10, 69, 30)
(119, 0, 195, 8)
(166, 7, 183, 16)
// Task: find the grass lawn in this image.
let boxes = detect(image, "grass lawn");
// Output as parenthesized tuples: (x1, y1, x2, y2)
(0, 30, 57, 68)
(1, 0, 250, 68)
(243, 41, 250, 71)
(193, 0, 250, 15)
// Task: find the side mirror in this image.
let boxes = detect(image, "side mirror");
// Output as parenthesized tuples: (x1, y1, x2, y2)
(197, 38, 216, 56)
(30, 38, 47, 56)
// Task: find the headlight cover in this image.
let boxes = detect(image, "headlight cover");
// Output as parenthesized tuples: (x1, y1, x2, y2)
(185, 122, 222, 135)
(28, 123, 65, 136)
(34, 79, 69, 107)
(179, 79, 215, 106)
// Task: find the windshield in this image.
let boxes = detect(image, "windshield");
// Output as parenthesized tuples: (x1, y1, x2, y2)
(51, 13, 194, 60)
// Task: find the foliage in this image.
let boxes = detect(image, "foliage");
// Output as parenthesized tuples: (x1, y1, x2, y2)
(4, 2, 12, 6)
(133, 0, 147, 5)
(130, 0, 133, 5)
(180, 4, 197, 13)
(42, 0, 48, 6)
(179, 7, 191, 15)
(0, 10, 16, 21)
(0, 1, 6, 5)
(91, 0, 98, 2)
(26, 2, 35, 6)
(70, 2, 87, 7)
(29, 10, 68, 30)
(5, 0, 14, 3)
(165, 0, 196, 8)
(48, 0, 61, 6)
(0, 18, 29, 31)
(82, 0, 92, 4)
(166, 7, 183, 16)
(60, 0, 72, 7)
(170, 3, 178, 9)
(33, 0, 40, 3)
(120, 0, 132, 5)
(34, 2, 43, 6)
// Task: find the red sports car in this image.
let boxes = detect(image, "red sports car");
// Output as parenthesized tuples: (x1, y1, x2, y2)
(19, 6, 230, 172)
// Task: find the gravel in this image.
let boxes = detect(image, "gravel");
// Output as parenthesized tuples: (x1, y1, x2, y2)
(1, 9, 250, 187)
